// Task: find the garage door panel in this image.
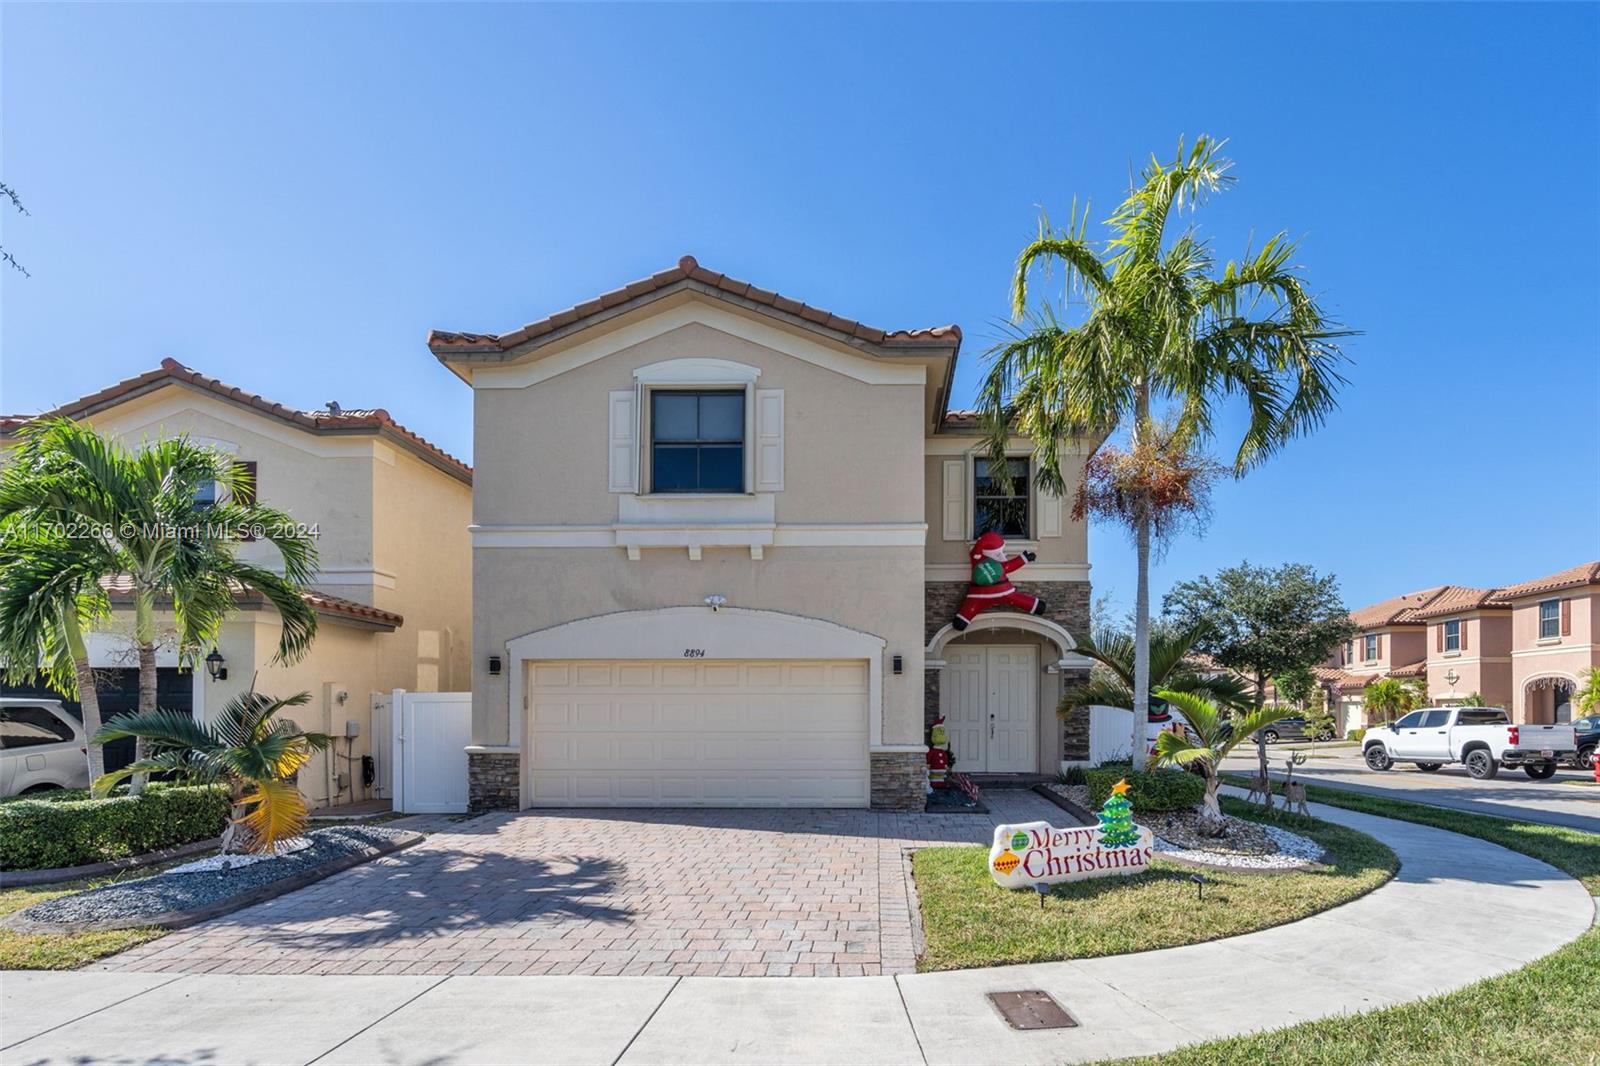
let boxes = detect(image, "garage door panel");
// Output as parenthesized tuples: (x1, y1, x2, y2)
(527, 659, 869, 807)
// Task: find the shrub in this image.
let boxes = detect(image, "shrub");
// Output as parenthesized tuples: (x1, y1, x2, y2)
(0, 784, 230, 871)
(1347, 728, 1367, 742)
(1084, 763, 1205, 812)
(1060, 765, 1087, 786)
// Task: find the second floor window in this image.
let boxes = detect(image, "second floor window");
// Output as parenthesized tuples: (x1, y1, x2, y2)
(193, 460, 257, 510)
(1539, 598, 1560, 639)
(1444, 619, 1461, 652)
(1364, 634, 1379, 661)
(974, 457, 1030, 538)
(1344, 639, 1353, 664)
(650, 390, 744, 494)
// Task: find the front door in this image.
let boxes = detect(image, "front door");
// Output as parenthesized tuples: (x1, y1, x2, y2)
(943, 645, 1038, 773)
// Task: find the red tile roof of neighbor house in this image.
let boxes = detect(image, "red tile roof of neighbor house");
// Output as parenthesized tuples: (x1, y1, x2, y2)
(1490, 562, 1600, 602)
(1409, 586, 1511, 620)
(1347, 587, 1451, 628)
(0, 359, 471, 485)
(427, 255, 963, 357)
(98, 575, 403, 630)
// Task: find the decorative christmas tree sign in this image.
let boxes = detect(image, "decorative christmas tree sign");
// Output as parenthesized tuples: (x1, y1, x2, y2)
(988, 780, 1156, 888)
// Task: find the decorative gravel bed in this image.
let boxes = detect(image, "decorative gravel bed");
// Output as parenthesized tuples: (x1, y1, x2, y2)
(1046, 782, 1324, 870)
(8, 825, 418, 932)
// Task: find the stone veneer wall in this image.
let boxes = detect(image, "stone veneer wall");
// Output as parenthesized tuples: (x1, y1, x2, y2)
(468, 751, 520, 812)
(869, 750, 927, 810)
(924, 579, 1093, 762)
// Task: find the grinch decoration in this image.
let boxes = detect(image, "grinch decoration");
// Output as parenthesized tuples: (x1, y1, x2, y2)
(953, 531, 1048, 630)
(1096, 780, 1142, 848)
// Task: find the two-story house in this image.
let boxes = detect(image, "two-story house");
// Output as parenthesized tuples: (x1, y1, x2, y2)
(1415, 587, 1513, 710)
(1490, 562, 1599, 724)
(1321, 587, 1442, 733)
(430, 256, 1093, 812)
(0, 359, 473, 809)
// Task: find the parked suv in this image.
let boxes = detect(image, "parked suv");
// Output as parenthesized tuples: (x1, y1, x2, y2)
(1254, 715, 1337, 745)
(1565, 715, 1598, 771)
(1362, 706, 1576, 780)
(0, 698, 90, 797)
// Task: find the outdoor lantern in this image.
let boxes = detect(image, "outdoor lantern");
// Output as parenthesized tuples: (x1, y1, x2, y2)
(488, 654, 502, 676)
(204, 648, 228, 681)
(892, 654, 903, 675)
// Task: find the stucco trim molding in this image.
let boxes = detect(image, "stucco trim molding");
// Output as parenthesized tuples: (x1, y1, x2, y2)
(503, 606, 890, 763)
(925, 613, 1091, 669)
(469, 522, 927, 556)
(925, 562, 1090, 582)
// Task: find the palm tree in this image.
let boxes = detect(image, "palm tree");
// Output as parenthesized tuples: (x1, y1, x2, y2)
(1059, 620, 1252, 726)
(0, 419, 321, 792)
(1362, 677, 1425, 725)
(1153, 689, 1296, 835)
(1574, 668, 1599, 716)
(0, 529, 115, 777)
(93, 690, 332, 854)
(979, 136, 1349, 769)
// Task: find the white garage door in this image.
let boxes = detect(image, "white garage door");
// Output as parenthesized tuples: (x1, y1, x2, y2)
(526, 659, 869, 807)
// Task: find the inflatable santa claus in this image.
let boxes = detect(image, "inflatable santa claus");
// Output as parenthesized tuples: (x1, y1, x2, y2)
(953, 531, 1048, 630)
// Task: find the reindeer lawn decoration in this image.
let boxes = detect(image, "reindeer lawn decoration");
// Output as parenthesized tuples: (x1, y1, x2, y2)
(1281, 750, 1310, 817)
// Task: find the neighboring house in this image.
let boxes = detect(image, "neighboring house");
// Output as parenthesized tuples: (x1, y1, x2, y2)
(1319, 587, 1444, 733)
(0, 359, 472, 808)
(1488, 562, 1599, 724)
(1415, 587, 1513, 711)
(430, 256, 1093, 812)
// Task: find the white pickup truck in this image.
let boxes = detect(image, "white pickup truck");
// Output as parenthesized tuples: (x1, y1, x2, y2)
(1362, 707, 1576, 780)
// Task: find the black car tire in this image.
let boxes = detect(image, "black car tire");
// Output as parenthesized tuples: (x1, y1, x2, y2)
(1263, 730, 1280, 745)
(1579, 746, 1596, 772)
(1364, 745, 1393, 771)
(1523, 763, 1558, 780)
(1464, 749, 1499, 780)
(1416, 763, 1443, 772)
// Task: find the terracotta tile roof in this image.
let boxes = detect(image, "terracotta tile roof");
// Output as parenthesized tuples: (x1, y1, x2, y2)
(1, 359, 471, 485)
(1348, 587, 1450, 628)
(428, 255, 962, 358)
(99, 575, 403, 630)
(1489, 562, 1600, 603)
(1387, 659, 1428, 679)
(1409, 586, 1510, 620)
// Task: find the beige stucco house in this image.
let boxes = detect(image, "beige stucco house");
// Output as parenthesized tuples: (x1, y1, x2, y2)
(430, 256, 1093, 811)
(0, 360, 473, 808)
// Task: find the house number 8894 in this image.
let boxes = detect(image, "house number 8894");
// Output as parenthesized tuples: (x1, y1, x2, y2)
(683, 649, 706, 658)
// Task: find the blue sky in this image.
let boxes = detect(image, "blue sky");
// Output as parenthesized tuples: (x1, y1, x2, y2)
(3, 3, 1596, 617)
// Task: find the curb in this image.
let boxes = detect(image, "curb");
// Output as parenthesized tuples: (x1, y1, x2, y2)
(4, 830, 425, 934)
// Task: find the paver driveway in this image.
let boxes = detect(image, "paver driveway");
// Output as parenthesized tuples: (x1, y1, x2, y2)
(104, 791, 1064, 978)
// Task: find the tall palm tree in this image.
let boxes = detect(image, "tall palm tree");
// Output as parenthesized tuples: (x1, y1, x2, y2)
(0, 529, 115, 777)
(1059, 620, 1252, 724)
(1153, 689, 1296, 835)
(93, 690, 332, 854)
(0, 419, 320, 791)
(980, 136, 1349, 769)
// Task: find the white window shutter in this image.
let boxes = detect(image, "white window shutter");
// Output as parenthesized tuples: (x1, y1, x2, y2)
(608, 390, 638, 493)
(1037, 484, 1062, 538)
(755, 389, 784, 492)
(941, 460, 966, 541)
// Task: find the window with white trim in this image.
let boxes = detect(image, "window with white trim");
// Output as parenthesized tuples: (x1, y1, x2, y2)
(973, 457, 1030, 538)
(649, 390, 745, 493)
(1539, 598, 1560, 639)
(1443, 619, 1461, 652)
(1363, 634, 1378, 661)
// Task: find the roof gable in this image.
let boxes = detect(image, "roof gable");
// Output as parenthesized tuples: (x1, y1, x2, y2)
(1489, 562, 1600, 602)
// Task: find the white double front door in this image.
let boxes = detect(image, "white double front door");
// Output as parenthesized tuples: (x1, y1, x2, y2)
(943, 645, 1038, 773)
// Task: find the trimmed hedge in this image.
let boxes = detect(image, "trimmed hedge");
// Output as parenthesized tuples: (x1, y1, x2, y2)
(0, 784, 230, 871)
(1084, 764, 1205, 812)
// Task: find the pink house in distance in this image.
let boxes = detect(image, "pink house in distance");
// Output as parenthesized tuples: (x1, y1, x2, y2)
(1489, 562, 1600, 724)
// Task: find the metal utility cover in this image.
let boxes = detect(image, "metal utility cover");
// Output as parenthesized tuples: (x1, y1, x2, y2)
(987, 990, 1078, 1031)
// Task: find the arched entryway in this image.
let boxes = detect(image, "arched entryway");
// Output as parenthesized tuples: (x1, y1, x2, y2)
(1523, 673, 1578, 724)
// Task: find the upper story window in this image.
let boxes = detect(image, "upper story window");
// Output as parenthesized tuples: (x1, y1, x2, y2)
(193, 460, 257, 510)
(1538, 598, 1560, 639)
(973, 457, 1030, 538)
(650, 390, 744, 494)
(1364, 634, 1379, 661)
(1344, 639, 1353, 665)
(1443, 619, 1461, 652)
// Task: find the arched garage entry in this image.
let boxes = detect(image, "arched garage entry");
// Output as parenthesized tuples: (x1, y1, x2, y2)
(505, 607, 887, 807)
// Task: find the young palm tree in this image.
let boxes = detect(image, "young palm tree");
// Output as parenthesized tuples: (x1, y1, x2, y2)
(93, 690, 332, 854)
(1152, 689, 1296, 835)
(1574, 668, 1599, 716)
(1059, 620, 1253, 726)
(1361, 677, 1425, 725)
(979, 136, 1349, 769)
(0, 530, 115, 777)
(0, 419, 320, 792)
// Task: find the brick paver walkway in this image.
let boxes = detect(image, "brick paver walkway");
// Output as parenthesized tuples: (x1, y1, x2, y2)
(103, 791, 1064, 978)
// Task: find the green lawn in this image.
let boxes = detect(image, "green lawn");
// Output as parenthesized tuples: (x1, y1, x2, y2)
(913, 798, 1396, 971)
(1114, 787, 1600, 1065)
(0, 868, 167, 970)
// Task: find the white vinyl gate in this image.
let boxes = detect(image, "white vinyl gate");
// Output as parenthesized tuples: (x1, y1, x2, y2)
(391, 689, 472, 813)
(1087, 704, 1137, 765)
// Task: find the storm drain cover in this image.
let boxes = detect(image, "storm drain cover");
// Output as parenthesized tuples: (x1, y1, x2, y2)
(987, 990, 1078, 1031)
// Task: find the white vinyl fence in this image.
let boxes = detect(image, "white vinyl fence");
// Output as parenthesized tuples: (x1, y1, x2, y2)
(390, 689, 472, 814)
(1087, 704, 1137, 765)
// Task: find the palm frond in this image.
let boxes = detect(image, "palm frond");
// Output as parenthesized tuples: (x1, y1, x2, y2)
(236, 775, 309, 853)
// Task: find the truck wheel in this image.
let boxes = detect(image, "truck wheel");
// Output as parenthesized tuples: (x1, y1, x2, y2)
(1523, 763, 1557, 780)
(1364, 746, 1393, 771)
(1416, 763, 1443, 772)
(1464, 749, 1499, 780)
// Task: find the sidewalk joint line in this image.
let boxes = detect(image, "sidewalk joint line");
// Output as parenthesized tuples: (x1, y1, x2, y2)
(304, 974, 451, 1065)
(892, 974, 930, 1065)
(610, 975, 681, 1066)
(0, 973, 186, 1051)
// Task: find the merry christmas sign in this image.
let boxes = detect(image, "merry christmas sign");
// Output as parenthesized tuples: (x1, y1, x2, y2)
(988, 780, 1156, 888)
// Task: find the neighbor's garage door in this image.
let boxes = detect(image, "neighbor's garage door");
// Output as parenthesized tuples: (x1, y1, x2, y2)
(526, 660, 869, 807)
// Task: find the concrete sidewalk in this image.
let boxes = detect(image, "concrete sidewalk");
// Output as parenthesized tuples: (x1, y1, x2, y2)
(2, 799, 1593, 1065)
